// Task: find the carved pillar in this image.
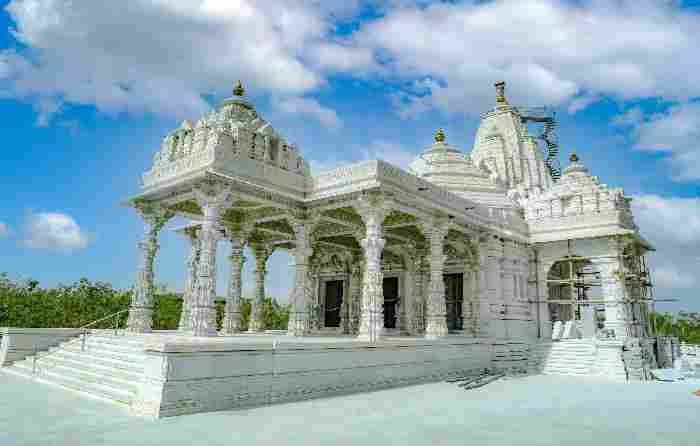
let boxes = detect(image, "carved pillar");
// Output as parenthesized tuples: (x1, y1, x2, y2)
(178, 227, 200, 332)
(399, 250, 414, 336)
(422, 219, 449, 339)
(222, 233, 246, 334)
(287, 216, 315, 336)
(412, 250, 427, 334)
(190, 187, 229, 337)
(354, 198, 387, 342)
(348, 256, 363, 335)
(249, 243, 273, 332)
(127, 203, 173, 333)
(596, 258, 630, 338)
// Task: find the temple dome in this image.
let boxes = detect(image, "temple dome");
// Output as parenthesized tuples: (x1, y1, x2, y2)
(409, 130, 512, 207)
(147, 81, 311, 184)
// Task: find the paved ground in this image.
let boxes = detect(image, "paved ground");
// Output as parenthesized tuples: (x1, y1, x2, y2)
(1, 372, 698, 446)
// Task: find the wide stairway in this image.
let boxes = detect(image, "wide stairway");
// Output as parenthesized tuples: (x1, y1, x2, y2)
(3, 332, 147, 407)
(533, 339, 596, 376)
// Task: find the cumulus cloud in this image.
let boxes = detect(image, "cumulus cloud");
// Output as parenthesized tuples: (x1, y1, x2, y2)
(0, 0, 370, 121)
(4, 0, 700, 125)
(632, 195, 700, 298)
(309, 139, 418, 172)
(273, 96, 342, 130)
(24, 212, 90, 252)
(0, 222, 9, 238)
(615, 102, 700, 182)
(354, 0, 700, 116)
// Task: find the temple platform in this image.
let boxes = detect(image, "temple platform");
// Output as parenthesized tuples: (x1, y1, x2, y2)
(2, 330, 534, 418)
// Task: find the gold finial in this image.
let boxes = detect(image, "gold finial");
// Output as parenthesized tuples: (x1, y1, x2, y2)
(569, 152, 579, 163)
(233, 80, 245, 97)
(434, 128, 446, 143)
(494, 80, 508, 105)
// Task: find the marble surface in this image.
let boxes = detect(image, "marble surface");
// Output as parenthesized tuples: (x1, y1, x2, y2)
(2, 371, 698, 446)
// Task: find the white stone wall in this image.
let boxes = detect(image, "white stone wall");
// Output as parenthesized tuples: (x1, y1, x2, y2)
(131, 338, 492, 418)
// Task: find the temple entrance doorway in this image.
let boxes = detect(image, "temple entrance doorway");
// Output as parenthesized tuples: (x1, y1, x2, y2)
(383, 277, 399, 329)
(324, 280, 343, 328)
(445, 273, 463, 331)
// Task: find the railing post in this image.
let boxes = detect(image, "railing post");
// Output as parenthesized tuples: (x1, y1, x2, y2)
(81, 329, 86, 352)
(32, 343, 37, 375)
(114, 313, 119, 336)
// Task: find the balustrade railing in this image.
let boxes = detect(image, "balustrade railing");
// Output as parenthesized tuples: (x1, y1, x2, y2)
(32, 309, 129, 374)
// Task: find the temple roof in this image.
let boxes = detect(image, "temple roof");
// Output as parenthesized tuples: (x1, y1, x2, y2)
(409, 129, 512, 207)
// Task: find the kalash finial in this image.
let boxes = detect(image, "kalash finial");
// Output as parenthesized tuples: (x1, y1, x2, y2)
(434, 128, 446, 143)
(494, 80, 509, 106)
(569, 152, 579, 163)
(233, 80, 245, 97)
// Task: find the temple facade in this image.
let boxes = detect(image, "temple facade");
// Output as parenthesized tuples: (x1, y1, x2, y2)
(125, 80, 655, 349)
(0, 81, 673, 418)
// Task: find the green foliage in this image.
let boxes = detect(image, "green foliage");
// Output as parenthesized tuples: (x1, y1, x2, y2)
(0, 274, 290, 332)
(0, 274, 130, 329)
(650, 311, 700, 344)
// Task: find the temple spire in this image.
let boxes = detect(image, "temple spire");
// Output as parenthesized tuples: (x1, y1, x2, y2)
(233, 80, 245, 97)
(434, 128, 446, 143)
(569, 152, 579, 163)
(494, 81, 509, 106)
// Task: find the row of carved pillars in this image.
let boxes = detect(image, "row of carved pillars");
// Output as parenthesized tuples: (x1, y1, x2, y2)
(126, 195, 531, 340)
(125, 190, 277, 336)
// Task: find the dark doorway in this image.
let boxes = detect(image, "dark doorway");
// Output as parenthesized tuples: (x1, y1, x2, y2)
(324, 280, 343, 327)
(445, 273, 463, 331)
(383, 277, 399, 329)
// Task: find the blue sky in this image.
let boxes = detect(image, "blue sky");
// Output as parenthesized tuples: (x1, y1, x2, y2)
(0, 0, 698, 312)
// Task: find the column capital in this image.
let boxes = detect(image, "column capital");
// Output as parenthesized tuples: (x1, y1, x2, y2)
(192, 182, 234, 211)
(353, 193, 389, 224)
(132, 199, 174, 234)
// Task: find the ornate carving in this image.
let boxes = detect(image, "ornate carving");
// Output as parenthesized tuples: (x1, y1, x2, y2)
(126, 201, 174, 333)
(178, 227, 200, 332)
(419, 218, 450, 338)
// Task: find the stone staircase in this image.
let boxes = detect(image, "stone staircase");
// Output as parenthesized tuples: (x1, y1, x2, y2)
(590, 340, 628, 381)
(532, 339, 596, 376)
(2, 332, 147, 406)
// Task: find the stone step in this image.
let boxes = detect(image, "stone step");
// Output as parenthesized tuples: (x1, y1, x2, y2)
(58, 344, 146, 364)
(84, 334, 147, 347)
(65, 340, 146, 357)
(4, 365, 134, 404)
(13, 360, 141, 393)
(83, 338, 145, 352)
(48, 349, 144, 373)
(32, 352, 144, 381)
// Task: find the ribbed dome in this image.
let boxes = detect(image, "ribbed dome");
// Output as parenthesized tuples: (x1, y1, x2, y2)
(409, 130, 510, 206)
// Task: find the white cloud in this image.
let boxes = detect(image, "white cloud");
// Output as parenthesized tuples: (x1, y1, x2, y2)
(353, 0, 700, 116)
(631, 195, 700, 297)
(0, 222, 9, 238)
(24, 212, 90, 252)
(309, 139, 418, 173)
(614, 103, 700, 181)
(273, 97, 342, 130)
(0, 0, 371, 121)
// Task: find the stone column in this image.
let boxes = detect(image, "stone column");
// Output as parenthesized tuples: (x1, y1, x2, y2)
(596, 258, 630, 339)
(222, 234, 245, 334)
(422, 219, 449, 339)
(249, 243, 273, 332)
(412, 250, 427, 334)
(178, 227, 200, 332)
(399, 250, 414, 336)
(127, 203, 173, 333)
(287, 217, 316, 336)
(190, 187, 229, 337)
(348, 256, 363, 335)
(354, 198, 387, 342)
